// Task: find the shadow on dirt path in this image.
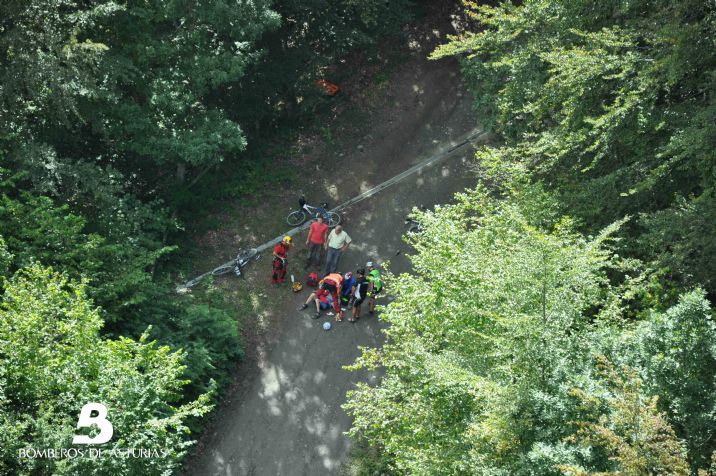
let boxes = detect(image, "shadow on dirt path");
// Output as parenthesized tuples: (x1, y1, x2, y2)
(185, 5, 486, 475)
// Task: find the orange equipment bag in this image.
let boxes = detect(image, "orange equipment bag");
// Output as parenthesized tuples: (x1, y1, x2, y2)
(316, 79, 339, 96)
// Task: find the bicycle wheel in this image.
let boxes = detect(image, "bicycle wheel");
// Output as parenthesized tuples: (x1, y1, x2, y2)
(211, 262, 236, 276)
(325, 211, 341, 227)
(286, 210, 307, 227)
(237, 248, 258, 261)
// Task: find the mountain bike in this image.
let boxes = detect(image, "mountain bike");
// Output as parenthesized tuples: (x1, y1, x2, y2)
(177, 248, 260, 291)
(210, 248, 260, 278)
(286, 196, 341, 227)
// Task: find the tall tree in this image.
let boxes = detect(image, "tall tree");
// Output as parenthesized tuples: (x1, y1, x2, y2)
(433, 0, 716, 292)
(634, 290, 716, 472)
(82, 0, 280, 188)
(344, 185, 626, 474)
(560, 358, 690, 476)
(0, 0, 120, 191)
(0, 263, 212, 475)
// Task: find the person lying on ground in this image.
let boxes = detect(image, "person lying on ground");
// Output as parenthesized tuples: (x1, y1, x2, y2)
(298, 282, 335, 319)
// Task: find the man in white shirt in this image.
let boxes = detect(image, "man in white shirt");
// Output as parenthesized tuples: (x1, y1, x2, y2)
(324, 225, 351, 274)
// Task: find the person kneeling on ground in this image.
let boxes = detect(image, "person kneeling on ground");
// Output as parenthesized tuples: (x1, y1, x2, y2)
(349, 269, 370, 322)
(322, 272, 344, 320)
(298, 281, 335, 319)
(340, 271, 356, 306)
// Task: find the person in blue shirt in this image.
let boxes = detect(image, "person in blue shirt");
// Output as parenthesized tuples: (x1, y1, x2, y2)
(341, 271, 356, 306)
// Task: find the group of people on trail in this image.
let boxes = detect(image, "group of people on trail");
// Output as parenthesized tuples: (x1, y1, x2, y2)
(269, 216, 382, 322)
(270, 218, 352, 285)
(298, 262, 382, 322)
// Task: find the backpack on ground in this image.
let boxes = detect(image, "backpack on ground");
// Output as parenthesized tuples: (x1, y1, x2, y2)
(306, 272, 319, 288)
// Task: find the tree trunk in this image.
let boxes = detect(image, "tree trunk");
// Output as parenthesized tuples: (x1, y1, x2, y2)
(176, 162, 186, 183)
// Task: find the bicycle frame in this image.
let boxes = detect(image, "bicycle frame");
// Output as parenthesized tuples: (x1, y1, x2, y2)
(233, 255, 249, 277)
(288, 196, 340, 227)
(297, 197, 329, 220)
(235, 250, 260, 276)
(302, 203, 328, 219)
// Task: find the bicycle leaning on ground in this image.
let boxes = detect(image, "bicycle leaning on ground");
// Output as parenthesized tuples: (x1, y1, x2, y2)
(211, 248, 260, 277)
(286, 196, 341, 227)
(179, 247, 260, 290)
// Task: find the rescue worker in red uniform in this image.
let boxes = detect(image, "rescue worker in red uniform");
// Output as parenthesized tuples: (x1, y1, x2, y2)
(272, 236, 292, 285)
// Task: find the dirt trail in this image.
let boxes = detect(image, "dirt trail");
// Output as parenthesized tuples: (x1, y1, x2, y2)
(186, 6, 484, 476)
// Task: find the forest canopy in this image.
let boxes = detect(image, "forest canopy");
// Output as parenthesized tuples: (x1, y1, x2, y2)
(2, 0, 716, 473)
(0, 0, 413, 473)
(346, 0, 716, 474)
(432, 0, 716, 294)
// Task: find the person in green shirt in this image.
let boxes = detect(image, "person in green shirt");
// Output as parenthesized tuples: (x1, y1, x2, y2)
(366, 261, 382, 314)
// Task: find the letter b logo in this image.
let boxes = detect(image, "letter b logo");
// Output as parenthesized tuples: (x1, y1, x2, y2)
(73, 403, 113, 445)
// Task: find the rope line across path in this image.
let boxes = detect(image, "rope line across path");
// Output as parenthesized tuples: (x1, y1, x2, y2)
(177, 128, 487, 291)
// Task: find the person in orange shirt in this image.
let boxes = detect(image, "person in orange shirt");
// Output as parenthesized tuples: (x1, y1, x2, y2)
(322, 272, 344, 320)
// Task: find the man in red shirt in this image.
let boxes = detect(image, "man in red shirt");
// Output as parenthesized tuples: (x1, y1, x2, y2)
(271, 236, 292, 285)
(305, 216, 328, 269)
